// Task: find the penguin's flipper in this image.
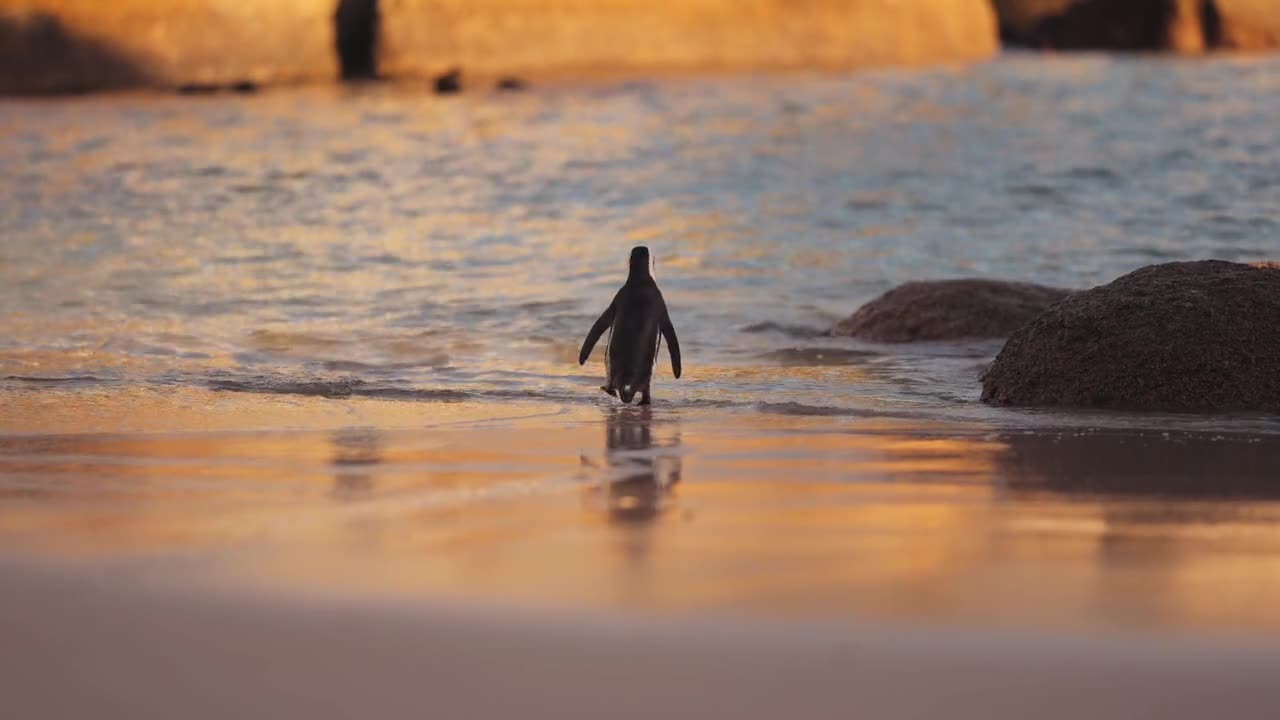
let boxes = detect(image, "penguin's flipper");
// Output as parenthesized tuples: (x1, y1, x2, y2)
(579, 303, 616, 365)
(661, 313, 681, 379)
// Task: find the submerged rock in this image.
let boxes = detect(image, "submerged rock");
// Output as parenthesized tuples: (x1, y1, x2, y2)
(434, 67, 462, 94)
(495, 76, 527, 91)
(830, 279, 1074, 343)
(176, 80, 258, 95)
(981, 260, 1280, 412)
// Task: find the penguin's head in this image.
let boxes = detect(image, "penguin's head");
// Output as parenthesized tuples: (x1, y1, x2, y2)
(628, 246, 651, 279)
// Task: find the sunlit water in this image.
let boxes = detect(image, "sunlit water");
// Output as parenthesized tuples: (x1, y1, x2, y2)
(2, 54, 1280, 631)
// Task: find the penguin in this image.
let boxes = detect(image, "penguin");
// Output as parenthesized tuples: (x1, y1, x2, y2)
(578, 246, 681, 405)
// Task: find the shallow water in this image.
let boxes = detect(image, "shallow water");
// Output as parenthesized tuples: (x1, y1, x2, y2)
(2, 54, 1280, 631)
(4, 392, 1280, 632)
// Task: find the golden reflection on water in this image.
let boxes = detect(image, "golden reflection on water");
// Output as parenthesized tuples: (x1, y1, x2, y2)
(3, 389, 1280, 633)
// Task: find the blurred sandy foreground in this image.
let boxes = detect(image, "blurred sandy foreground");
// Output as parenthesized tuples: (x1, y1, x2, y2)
(5, 556, 1280, 720)
(0, 0, 998, 93)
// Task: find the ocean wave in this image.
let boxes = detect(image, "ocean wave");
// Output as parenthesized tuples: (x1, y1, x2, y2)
(754, 401, 881, 417)
(739, 322, 828, 338)
(4, 375, 110, 385)
(208, 377, 470, 402)
(756, 347, 879, 366)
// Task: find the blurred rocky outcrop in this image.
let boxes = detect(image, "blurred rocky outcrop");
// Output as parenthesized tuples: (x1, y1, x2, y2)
(377, 0, 999, 82)
(991, 0, 1075, 44)
(0, 1, 338, 94)
(981, 261, 1280, 412)
(1210, 0, 1280, 50)
(1, 0, 1001, 94)
(994, 0, 1280, 52)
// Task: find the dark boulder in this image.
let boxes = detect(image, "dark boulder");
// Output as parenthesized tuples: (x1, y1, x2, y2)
(981, 260, 1280, 412)
(830, 279, 1074, 343)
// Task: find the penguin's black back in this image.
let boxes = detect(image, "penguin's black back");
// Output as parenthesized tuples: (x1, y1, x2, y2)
(607, 279, 665, 392)
(578, 245, 681, 403)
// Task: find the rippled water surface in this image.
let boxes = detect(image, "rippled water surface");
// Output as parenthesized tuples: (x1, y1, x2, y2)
(2, 55, 1280, 629)
(3, 54, 1278, 422)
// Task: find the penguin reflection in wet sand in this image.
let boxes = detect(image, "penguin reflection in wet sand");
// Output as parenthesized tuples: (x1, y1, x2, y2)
(578, 246, 681, 405)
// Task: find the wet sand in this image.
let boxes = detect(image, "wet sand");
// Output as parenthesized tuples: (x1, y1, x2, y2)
(4, 389, 1280, 715)
(4, 387, 1280, 629)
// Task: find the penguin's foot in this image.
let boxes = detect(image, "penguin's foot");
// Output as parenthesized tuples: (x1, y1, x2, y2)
(638, 394, 651, 406)
(600, 385, 617, 397)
